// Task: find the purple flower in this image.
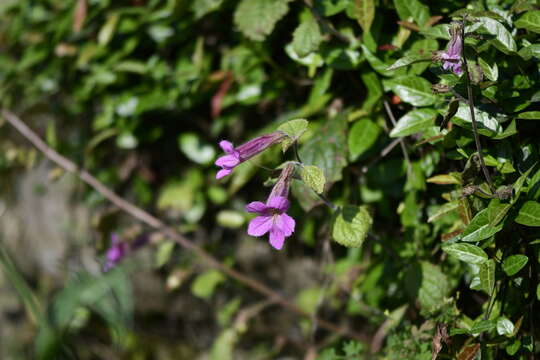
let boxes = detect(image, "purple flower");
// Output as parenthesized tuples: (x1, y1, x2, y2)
(103, 234, 129, 271)
(441, 23, 463, 75)
(246, 196, 295, 250)
(215, 131, 285, 179)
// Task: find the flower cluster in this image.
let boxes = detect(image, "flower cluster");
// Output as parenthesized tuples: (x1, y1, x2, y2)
(215, 132, 297, 250)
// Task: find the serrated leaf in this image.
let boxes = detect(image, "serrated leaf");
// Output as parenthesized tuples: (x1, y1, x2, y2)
(300, 165, 326, 194)
(299, 114, 347, 183)
(442, 243, 488, 264)
(390, 108, 438, 137)
(278, 118, 309, 152)
(233, 0, 291, 41)
(348, 0, 375, 33)
(479, 259, 495, 294)
(417, 262, 450, 312)
(497, 317, 515, 337)
(332, 205, 372, 248)
(515, 11, 540, 34)
(502, 255, 528, 276)
(292, 11, 322, 57)
(348, 118, 380, 161)
(515, 201, 540, 226)
(384, 75, 436, 107)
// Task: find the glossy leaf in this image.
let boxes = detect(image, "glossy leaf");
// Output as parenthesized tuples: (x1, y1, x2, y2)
(515, 201, 540, 226)
(390, 108, 438, 137)
(502, 255, 528, 276)
(442, 243, 488, 264)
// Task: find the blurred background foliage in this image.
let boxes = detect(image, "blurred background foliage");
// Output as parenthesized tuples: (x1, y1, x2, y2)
(0, 0, 540, 359)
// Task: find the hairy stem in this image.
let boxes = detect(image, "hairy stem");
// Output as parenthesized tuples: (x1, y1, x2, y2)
(460, 19, 495, 194)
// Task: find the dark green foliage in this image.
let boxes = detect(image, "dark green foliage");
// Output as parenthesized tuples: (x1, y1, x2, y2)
(1, 0, 540, 359)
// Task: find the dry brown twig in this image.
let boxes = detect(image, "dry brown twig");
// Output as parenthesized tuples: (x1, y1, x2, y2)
(0, 108, 366, 343)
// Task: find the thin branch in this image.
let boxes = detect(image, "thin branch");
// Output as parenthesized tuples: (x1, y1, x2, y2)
(0, 108, 366, 343)
(460, 18, 495, 194)
(383, 99, 412, 176)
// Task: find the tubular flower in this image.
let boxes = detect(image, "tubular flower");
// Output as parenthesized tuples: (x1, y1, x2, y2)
(441, 23, 463, 75)
(246, 196, 295, 250)
(215, 131, 286, 179)
(245, 163, 296, 250)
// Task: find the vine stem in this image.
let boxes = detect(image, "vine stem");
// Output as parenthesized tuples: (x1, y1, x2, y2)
(1, 108, 366, 343)
(460, 18, 496, 194)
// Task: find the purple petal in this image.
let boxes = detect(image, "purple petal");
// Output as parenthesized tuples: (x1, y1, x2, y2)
(219, 140, 235, 153)
(269, 227, 285, 250)
(276, 213, 295, 237)
(266, 196, 289, 212)
(216, 168, 232, 179)
(245, 201, 268, 214)
(215, 154, 240, 168)
(247, 215, 273, 237)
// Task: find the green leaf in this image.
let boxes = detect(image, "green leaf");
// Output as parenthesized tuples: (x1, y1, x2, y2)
(278, 118, 309, 152)
(191, 270, 225, 300)
(502, 255, 528, 276)
(192, 0, 224, 19)
(452, 103, 503, 138)
(497, 317, 515, 337)
(348, 118, 380, 161)
(515, 201, 540, 226)
(233, 0, 292, 41)
(478, 17, 517, 54)
(361, 45, 400, 77)
(518, 44, 540, 61)
(471, 319, 496, 335)
(479, 259, 495, 294)
(427, 201, 460, 223)
(332, 205, 373, 248)
(292, 11, 322, 57)
(517, 111, 540, 120)
(386, 53, 431, 71)
(216, 210, 245, 228)
(348, 0, 375, 33)
(478, 57, 498, 82)
(442, 243, 488, 264)
(384, 75, 437, 107)
(179, 132, 216, 165)
(389, 108, 438, 137)
(299, 114, 347, 183)
(417, 262, 450, 312)
(461, 203, 508, 242)
(515, 11, 540, 34)
(155, 241, 175, 268)
(393, 0, 430, 28)
(300, 165, 326, 194)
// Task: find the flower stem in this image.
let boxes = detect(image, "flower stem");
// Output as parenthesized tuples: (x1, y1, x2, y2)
(460, 18, 496, 194)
